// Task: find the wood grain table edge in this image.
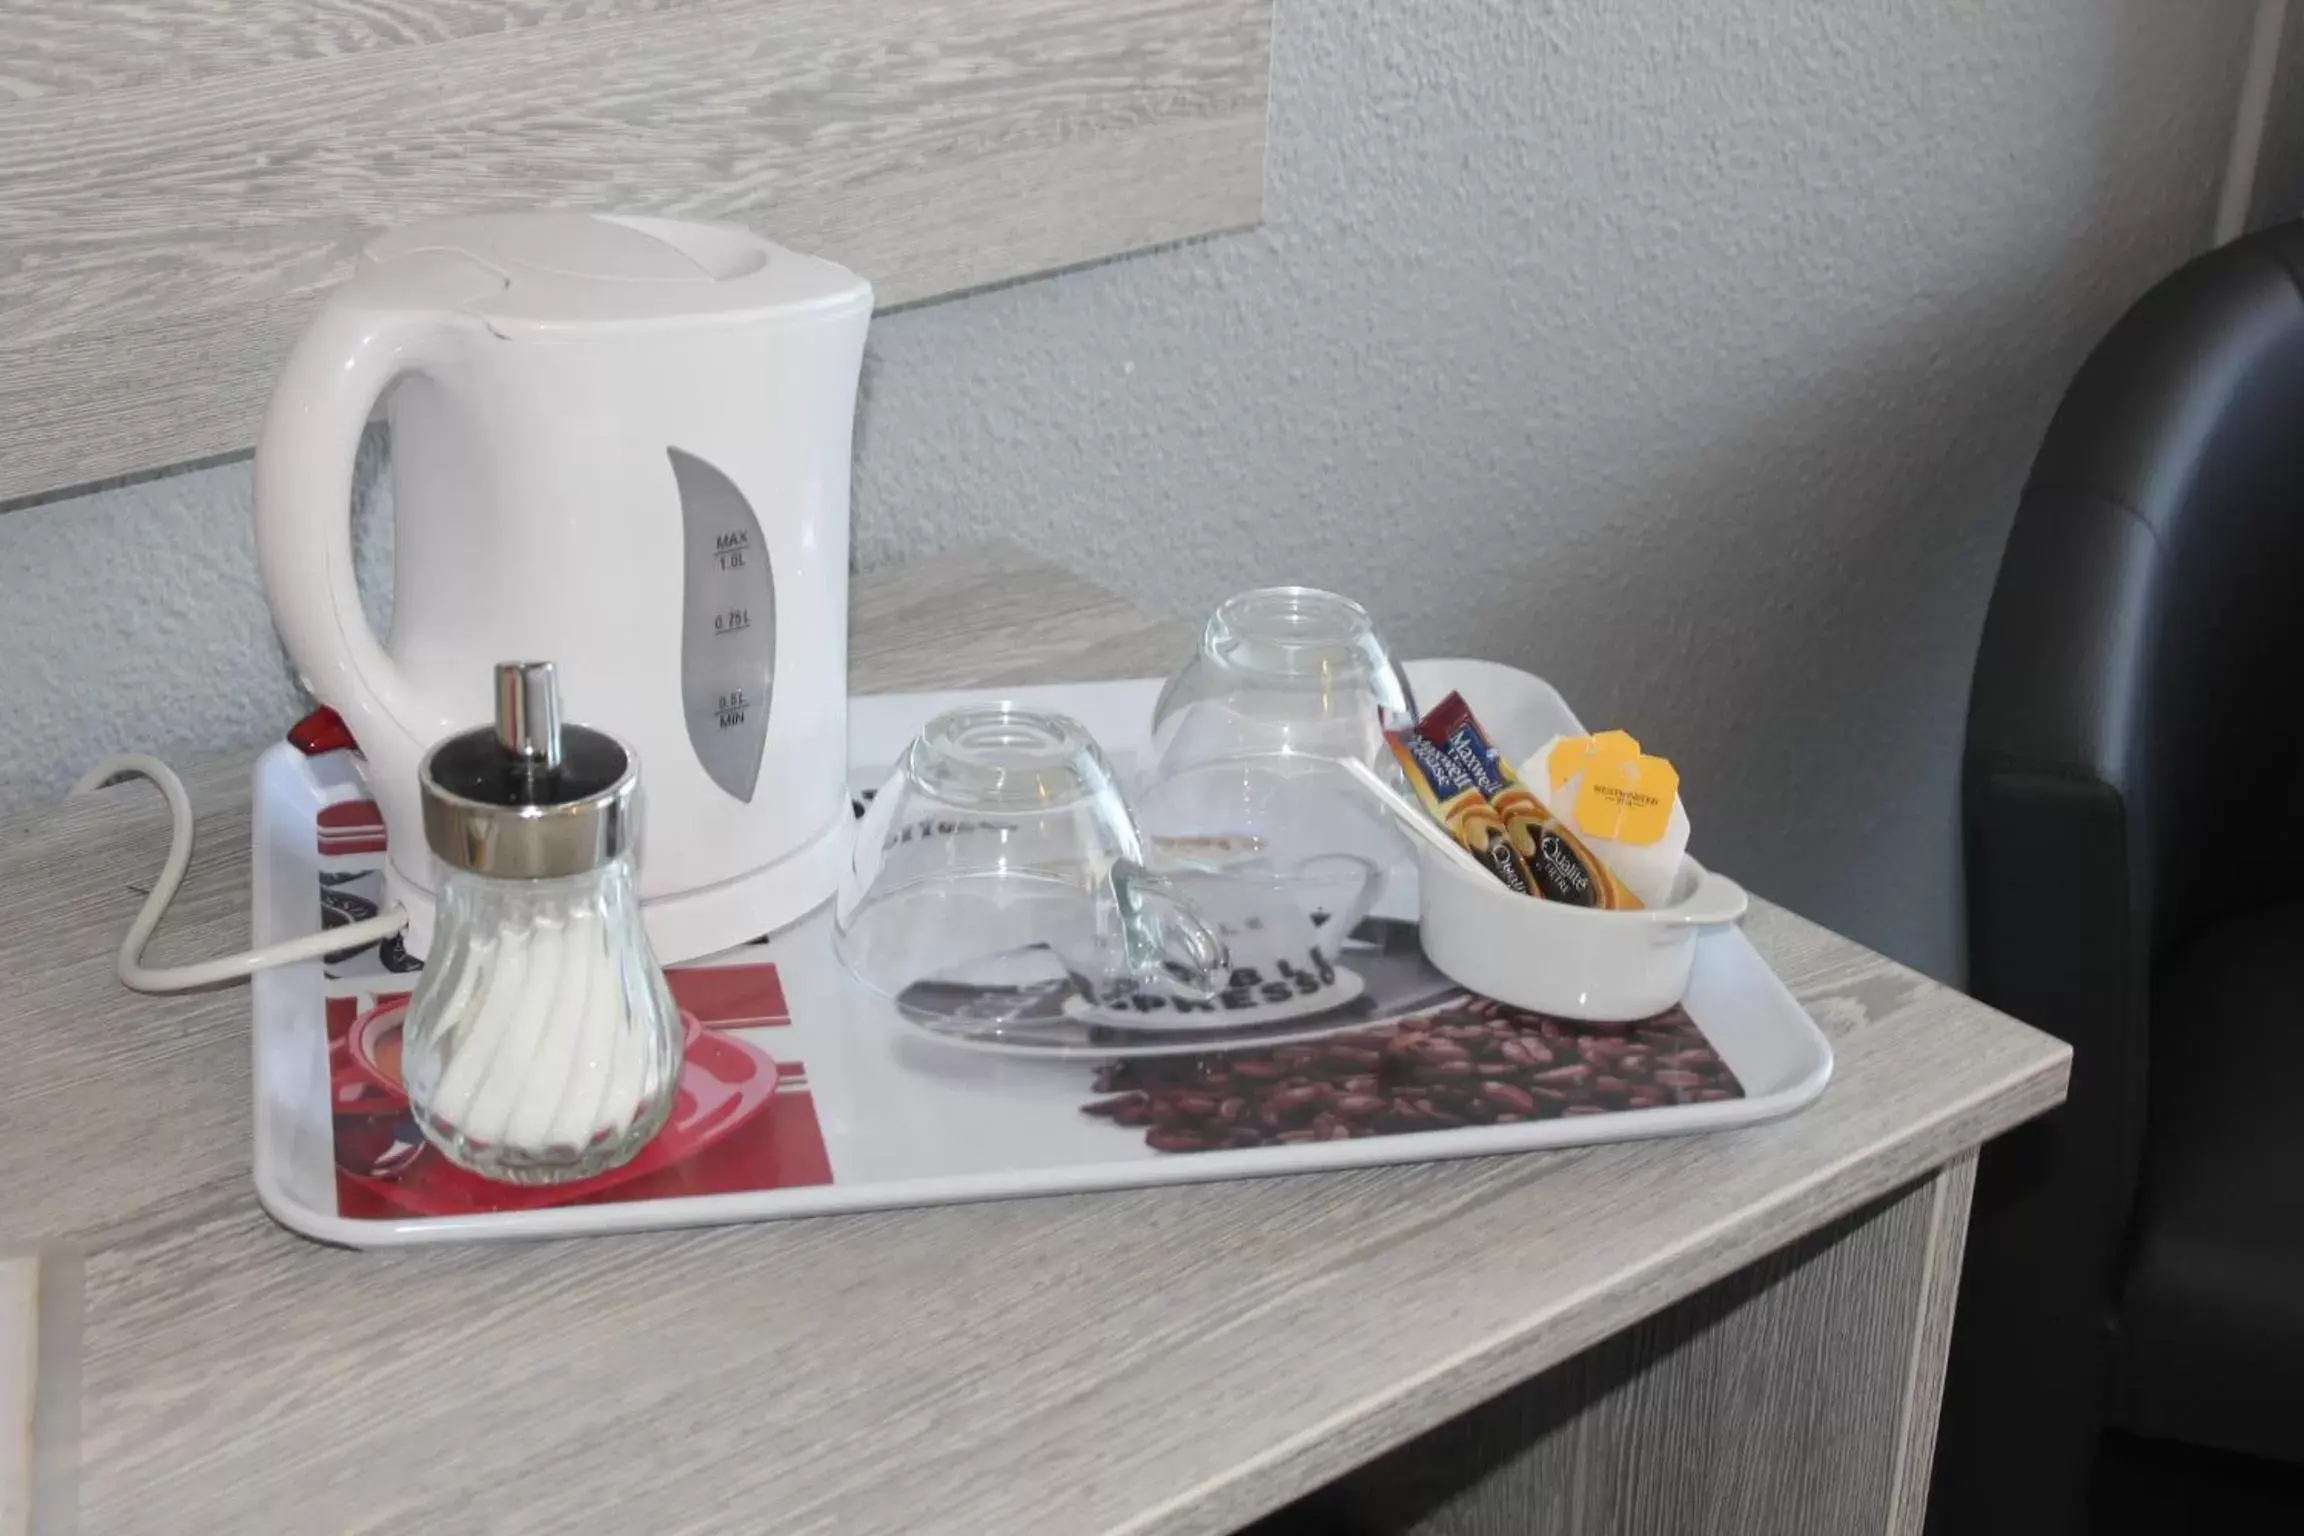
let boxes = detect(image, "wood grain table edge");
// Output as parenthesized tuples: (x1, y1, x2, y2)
(0, 1260, 29, 1536)
(1125, 1052, 2068, 1536)
(1885, 1152, 1979, 1536)
(0, 1248, 80, 1536)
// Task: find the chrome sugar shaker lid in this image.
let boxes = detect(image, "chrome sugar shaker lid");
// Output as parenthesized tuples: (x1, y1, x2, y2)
(419, 661, 639, 879)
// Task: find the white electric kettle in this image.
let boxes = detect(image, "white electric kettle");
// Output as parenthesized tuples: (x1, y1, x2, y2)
(255, 212, 872, 963)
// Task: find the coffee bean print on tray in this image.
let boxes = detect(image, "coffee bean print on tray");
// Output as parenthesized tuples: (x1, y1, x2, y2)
(1080, 998, 1743, 1153)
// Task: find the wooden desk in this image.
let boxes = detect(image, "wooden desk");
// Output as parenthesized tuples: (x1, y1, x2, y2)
(0, 546, 2068, 1535)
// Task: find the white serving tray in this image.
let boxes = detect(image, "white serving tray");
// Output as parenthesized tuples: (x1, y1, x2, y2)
(249, 660, 1832, 1248)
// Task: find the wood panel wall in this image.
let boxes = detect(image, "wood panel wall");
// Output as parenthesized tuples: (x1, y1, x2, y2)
(0, 0, 1272, 503)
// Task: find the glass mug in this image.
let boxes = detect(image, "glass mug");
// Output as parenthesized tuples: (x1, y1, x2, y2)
(1140, 587, 1419, 874)
(1147, 586, 1417, 779)
(835, 704, 1228, 1036)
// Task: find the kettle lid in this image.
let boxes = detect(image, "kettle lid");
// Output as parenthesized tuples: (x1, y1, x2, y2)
(361, 211, 870, 335)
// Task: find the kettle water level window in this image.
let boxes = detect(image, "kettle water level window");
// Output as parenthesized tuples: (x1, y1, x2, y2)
(674, 447, 776, 803)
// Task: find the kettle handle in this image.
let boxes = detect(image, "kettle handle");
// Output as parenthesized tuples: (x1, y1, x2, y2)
(254, 258, 490, 755)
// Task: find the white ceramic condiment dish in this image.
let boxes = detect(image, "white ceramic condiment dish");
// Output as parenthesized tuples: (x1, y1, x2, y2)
(1415, 845, 1749, 1020)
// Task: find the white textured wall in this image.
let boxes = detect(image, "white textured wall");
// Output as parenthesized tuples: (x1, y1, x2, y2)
(2249, 0, 2304, 225)
(0, 1, 2274, 981)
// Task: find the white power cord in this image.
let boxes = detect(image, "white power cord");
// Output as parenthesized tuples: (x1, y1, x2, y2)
(70, 753, 410, 993)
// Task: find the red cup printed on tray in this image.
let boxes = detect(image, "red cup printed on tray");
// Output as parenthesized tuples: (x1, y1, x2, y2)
(332, 994, 793, 1215)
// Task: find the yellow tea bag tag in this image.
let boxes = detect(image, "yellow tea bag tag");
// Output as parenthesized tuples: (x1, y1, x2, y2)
(1548, 730, 1640, 795)
(1576, 752, 1679, 846)
(1587, 729, 1641, 768)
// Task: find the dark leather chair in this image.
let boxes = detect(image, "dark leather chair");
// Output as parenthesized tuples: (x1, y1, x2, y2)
(1935, 221, 2304, 1534)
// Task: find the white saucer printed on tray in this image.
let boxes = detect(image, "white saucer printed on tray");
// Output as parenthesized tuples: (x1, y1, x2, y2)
(248, 659, 1834, 1248)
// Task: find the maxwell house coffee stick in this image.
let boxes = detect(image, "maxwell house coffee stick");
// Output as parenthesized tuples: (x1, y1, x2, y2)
(1386, 729, 1536, 896)
(1415, 693, 1643, 910)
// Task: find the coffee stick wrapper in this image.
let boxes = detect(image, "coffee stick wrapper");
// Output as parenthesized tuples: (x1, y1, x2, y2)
(1386, 730, 1537, 896)
(1415, 694, 1644, 910)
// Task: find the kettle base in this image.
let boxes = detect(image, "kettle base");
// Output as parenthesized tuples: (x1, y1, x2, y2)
(387, 813, 855, 965)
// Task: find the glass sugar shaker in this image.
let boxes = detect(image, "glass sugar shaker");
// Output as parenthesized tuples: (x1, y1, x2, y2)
(400, 661, 684, 1185)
